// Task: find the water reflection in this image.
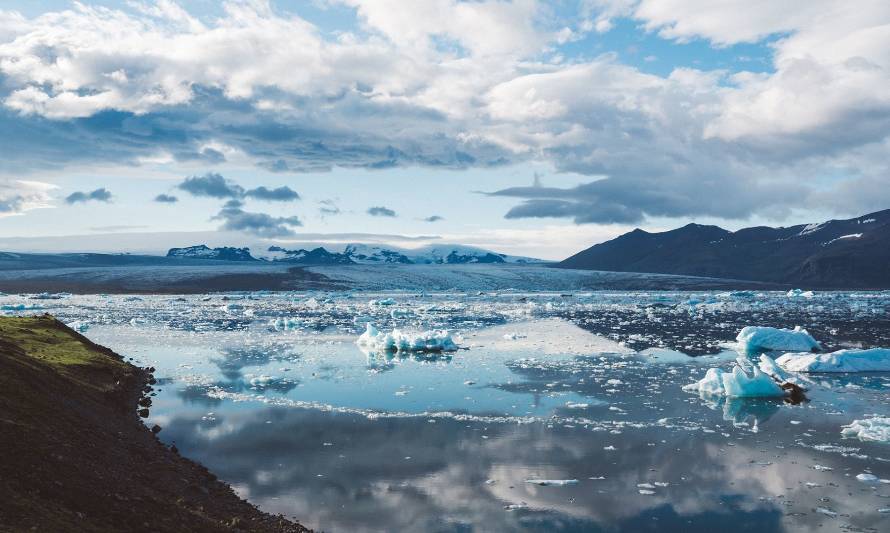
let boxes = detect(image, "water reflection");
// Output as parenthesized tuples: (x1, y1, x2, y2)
(161, 405, 890, 532)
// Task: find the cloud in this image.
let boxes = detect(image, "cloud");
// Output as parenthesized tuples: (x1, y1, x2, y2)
(154, 193, 178, 203)
(367, 206, 397, 217)
(244, 186, 300, 202)
(0, 180, 55, 215)
(177, 174, 300, 203)
(423, 215, 444, 222)
(177, 173, 243, 199)
(318, 199, 341, 216)
(1, 1, 889, 223)
(65, 188, 112, 204)
(88, 225, 148, 232)
(212, 205, 303, 238)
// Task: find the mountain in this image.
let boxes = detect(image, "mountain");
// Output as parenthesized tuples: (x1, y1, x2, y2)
(266, 246, 355, 265)
(262, 243, 543, 265)
(166, 245, 257, 261)
(557, 209, 890, 288)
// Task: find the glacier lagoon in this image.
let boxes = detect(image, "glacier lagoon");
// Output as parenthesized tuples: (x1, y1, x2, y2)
(6, 290, 890, 532)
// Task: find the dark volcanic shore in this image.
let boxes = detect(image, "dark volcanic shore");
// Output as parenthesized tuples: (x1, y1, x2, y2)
(0, 315, 309, 532)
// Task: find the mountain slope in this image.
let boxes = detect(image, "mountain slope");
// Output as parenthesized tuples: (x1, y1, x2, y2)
(557, 209, 890, 288)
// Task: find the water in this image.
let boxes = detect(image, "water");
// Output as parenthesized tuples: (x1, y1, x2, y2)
(5, 290, 890, 531)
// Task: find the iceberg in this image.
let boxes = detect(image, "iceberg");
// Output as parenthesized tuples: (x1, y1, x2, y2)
(787, 289, 815, 298)
(776, 348, 890, 372)
(683, 357, 786, 398)
(357, 323, 458, 353)
(736, 326, 821, 353)
(841, 417, 890, 443)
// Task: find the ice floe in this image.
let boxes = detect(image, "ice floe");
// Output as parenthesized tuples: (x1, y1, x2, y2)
(735, 326, 821, 353)
(357, 323, 458, 353)
(786, 288, 815, 298)
(683, 357, 786, 398)
(776, 348, 890, 372)
(524, 479, 578, 486)
(841, 417, 890, 443)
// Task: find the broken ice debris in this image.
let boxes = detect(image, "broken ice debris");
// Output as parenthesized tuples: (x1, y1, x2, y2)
(841, 417, 890, 443)
(776, 348, 890, 372)
(736, 326, 820, 353)
(357, 323, 458, 353)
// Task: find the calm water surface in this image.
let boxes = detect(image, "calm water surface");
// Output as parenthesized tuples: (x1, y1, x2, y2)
(6, 291, 890, 532)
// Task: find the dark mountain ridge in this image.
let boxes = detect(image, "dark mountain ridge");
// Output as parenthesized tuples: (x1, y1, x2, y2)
(557, 209, 890, 288)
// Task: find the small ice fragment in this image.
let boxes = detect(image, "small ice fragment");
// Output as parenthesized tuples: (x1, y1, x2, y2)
(856, 473, 879, 483)
(525, 479, 578, 486)
(842, 417, 890, 442)
(638, 489, 655, 495)
(812, 465, 833, 471)
(786, 289, 815, 298)
(565, 402, 588, 409)
(249, 375, 278, 387)
(357, 323, 458, 353)
(606, 379, 623, 386)
(815, 507, 836, 518)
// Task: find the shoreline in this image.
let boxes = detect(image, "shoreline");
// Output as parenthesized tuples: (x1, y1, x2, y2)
(0, 315, 309, 532)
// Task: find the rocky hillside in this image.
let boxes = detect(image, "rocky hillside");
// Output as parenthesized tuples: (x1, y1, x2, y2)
(0, 315, 308, 532)
(557, 209, 890, 288)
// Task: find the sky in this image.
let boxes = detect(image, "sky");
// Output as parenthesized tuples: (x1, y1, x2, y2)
(0, 0, 889, 259)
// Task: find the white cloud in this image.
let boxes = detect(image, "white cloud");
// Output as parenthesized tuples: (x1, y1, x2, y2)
(0, 179, 56, 216)
(0, 1, 889, 224)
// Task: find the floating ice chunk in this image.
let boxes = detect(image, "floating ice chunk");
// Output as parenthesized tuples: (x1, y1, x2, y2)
(728, 290, 755, 298)
(841, 417, 890, 442)
(249, 375, 278, 387)
(269, 317, 301, 331)
(736, 326, 820, 353)
(565, 402, 589, 409)
(66, 320, 90, 333)
(856, 473, 880, 483)
(776, 349, 890, 373)
(683, 358, 785, 398)
(357, 323, 458, 353)
(369, 298, 396, 307)
(786, 288, 815, 298)
(524, 479, 578, 486)
(390, 309, 414, 319)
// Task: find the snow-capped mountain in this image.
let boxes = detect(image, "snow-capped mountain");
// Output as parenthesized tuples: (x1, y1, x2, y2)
(164, 242, 542, 265)
(258, 243, 543, 265)
(166, 245, 256, 261)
